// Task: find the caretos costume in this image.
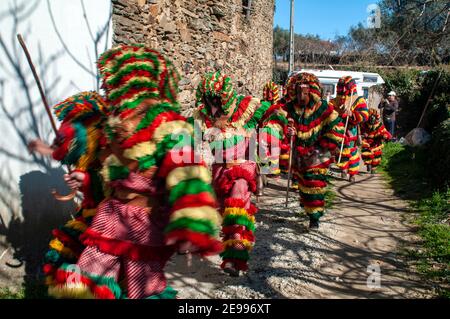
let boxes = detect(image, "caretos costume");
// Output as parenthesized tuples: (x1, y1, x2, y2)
(193, 72, 287, 273)
(361, 109, 392, 172)
(331, 76, 369, 178)
(285, 73, 344, 224)
(263, 81, 290, 175)
(43, 92, 108, 289)
(262, 80, 280, 105)
(50, 45, 222, 299)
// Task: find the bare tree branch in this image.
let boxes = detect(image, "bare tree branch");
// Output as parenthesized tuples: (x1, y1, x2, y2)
(0, 146, 35, 165)
(46, 0, 96, 77)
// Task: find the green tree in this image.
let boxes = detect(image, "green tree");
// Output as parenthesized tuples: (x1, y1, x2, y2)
(344, 0, 449, 66)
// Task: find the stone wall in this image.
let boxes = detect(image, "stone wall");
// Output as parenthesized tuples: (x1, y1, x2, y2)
(112, 0, 275, 114)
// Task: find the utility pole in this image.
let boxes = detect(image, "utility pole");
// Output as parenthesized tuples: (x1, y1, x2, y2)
(288, 0, 295, 75)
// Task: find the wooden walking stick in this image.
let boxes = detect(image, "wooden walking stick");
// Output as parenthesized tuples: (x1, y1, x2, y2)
(17, 34, 77, 201)
(285, 128, 295, 208)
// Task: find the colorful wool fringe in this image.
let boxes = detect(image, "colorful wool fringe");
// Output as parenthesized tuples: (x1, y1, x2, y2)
(262, 80, 280, 104)
(220, 198, 256, 271)
(44, 92, 108, 292)
(361, 109, 392, 170)
(284, 73, 345, 221)
(296, 165, 328, 219)
(96, 44, 223, 257)
(332, 76, 369, 176)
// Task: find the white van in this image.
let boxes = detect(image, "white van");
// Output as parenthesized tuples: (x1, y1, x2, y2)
(291, 69, 385, 104)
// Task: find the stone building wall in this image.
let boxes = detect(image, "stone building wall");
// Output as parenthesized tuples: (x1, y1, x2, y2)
(112, 0, 275, 114)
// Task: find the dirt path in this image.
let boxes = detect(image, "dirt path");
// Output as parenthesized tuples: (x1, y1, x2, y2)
(165, 170, 432, 298)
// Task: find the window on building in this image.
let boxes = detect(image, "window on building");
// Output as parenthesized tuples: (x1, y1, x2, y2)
(242, 0, 252, 20)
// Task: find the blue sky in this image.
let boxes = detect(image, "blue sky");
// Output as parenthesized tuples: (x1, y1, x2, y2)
(274, 0, 380, 40)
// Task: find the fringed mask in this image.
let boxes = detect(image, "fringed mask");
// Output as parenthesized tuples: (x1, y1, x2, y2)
(285, 72, 322, 107)
(97, 44, 181, 114)
(263, 81, 280, 104)
(196, 71, 237, 118)
(336, 76, 357, 98)
(51, 91, 108, 170)
(97, 44, 182, 143)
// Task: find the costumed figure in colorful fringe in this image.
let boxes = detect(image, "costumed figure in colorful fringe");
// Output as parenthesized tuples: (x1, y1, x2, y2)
(27, 92, 109, 291)
(361, 108, 392, 174)
(257, 80, 284, 194)
(193, 71, 287, 276)
(284, 72, 345, 229)
(47, 44, 223, 299)
(331, 76, 369, 182)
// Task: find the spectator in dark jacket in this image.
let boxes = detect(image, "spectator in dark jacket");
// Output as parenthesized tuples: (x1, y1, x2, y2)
(378, 91, 399, 138)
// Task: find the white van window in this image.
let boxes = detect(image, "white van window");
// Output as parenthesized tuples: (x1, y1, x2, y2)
(363, 76, 378, 83)
(322, 83, 335, 96)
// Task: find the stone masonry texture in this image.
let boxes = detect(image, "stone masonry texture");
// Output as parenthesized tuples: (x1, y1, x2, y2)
(112, 0, 275, 114)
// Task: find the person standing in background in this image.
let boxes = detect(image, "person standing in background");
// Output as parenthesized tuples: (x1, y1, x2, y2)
(378, 91, 399, 139)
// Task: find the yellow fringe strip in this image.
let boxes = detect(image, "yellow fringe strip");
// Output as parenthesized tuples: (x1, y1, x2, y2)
(323, 131, 344, 144)
(82, 208, 98, 219)
(223, 207, 255, 223)
(49, 239, 77, 260)
(171, 206, 222, 226)
(271, 168, 281, 175)
(306, 168, 328, 175)
(100, 154, 123, 183)
(296, 122, 323, 140)
(348, 167, 359, 173)
(166, 166, 211, 189)
(336, 162, 346, 168)
(123, 141, 156, 160)
(229, 98, 258, 129)
(65, 219, 88, 233)
(223, 239, 254, 250)
(152, 120, 193, 144)
(280, 154, 290, 160)
(372, 145, 383, 151)
(48, 283, 94, 299)
(264, 122, 283, 132)
(298, 184, 326, 194)
(76, 125, 101, 171)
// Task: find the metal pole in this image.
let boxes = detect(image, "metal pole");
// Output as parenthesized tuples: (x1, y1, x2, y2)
(288, 0, 295, 75)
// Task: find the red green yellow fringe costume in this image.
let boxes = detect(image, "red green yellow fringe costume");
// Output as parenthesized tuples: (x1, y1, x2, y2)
(260, 81, 289, 175)
(42, 92, 108, 291)
(261, 81, 295, 180)
(361, 109, 392, 171)
(262, 81, 280, 105)
(194, 72, 287, 272)
(331, 76, 369, 177)
(50, 45, 222, 299)
(285, 73, 345, 221)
